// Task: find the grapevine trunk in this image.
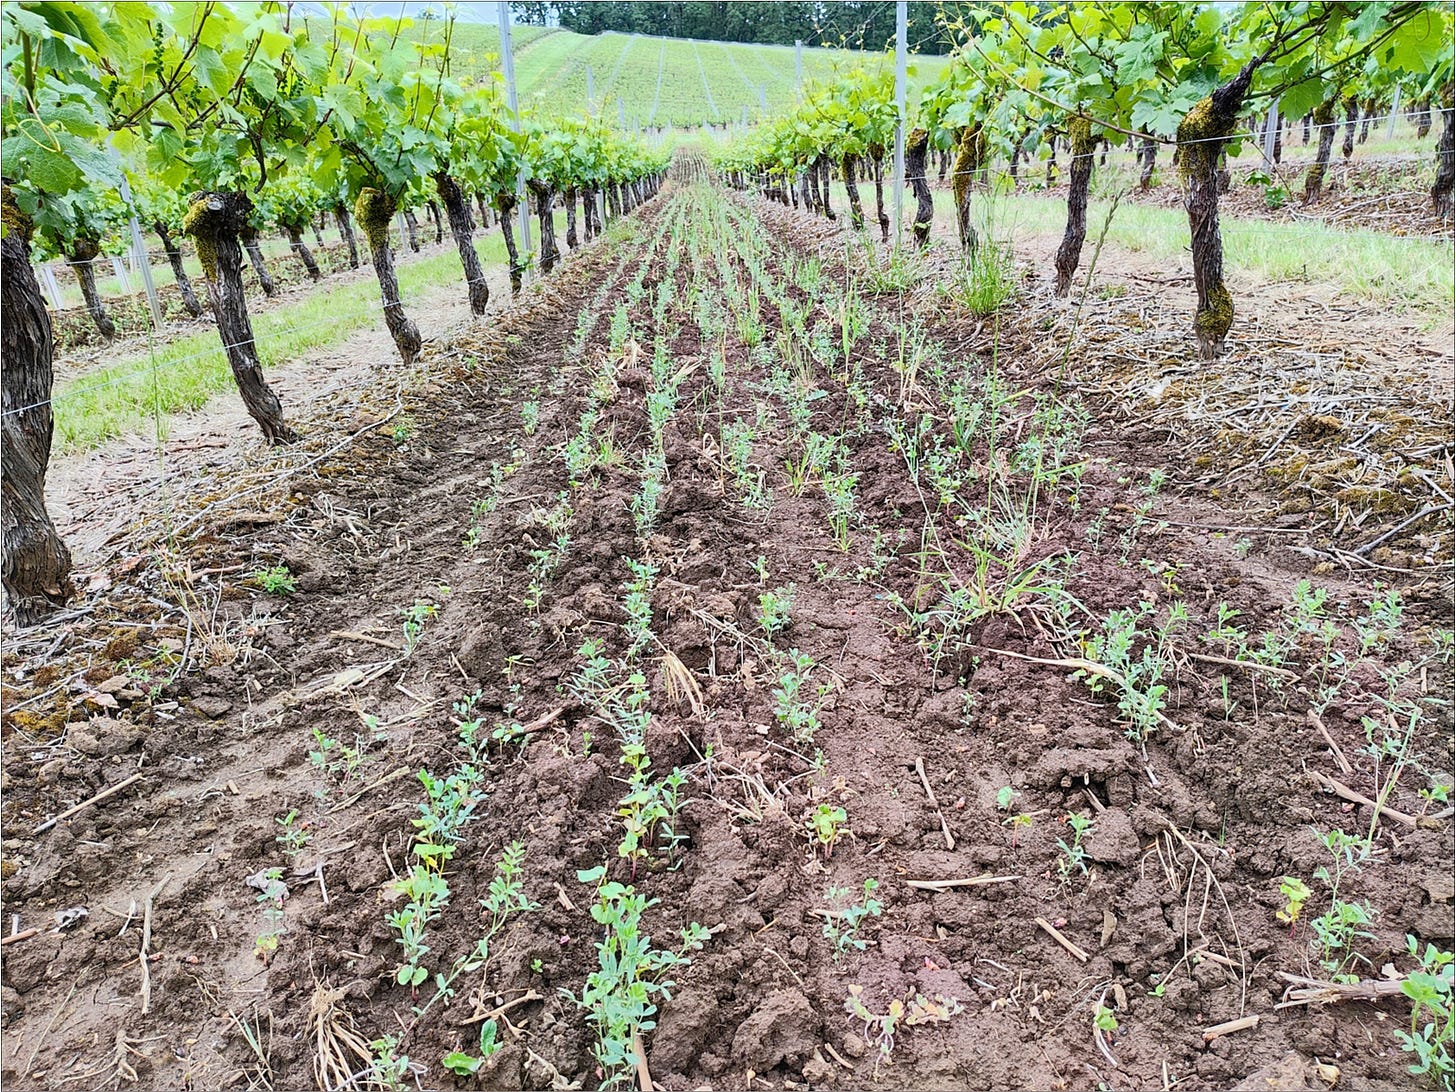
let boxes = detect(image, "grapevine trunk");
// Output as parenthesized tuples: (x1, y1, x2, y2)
(906, 127, 934, 246)
(435, 172, 489, 317)
(284, 225, 322, 281)
(1054, 117, 1097, 297)
(497, 193, 524, 295)
(154, 222, 204, 318)
(65, 237, 116, 339)
(241, 225, 277, 297)
(1177, 63, 1254, 360)
(841, 154, 864, 230)
(334, 204, 360, 269)
(182, 191, 299, 442)
(1303, 99, 1338, 204)
(1, 218, 73, 626)
(355, 188, 423, 367)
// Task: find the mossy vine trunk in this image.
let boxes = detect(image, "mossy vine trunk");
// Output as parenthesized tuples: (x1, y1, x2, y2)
(906, 128, 934, 247)
(65, 236, 116, 339)
(1341, 95, 1358, 161)
(284, 224, 322, 281)
(1054, 117, 1097, 297)
(402, 208, 421, 253)
(355, 188, 423, 367)
(183, 192, 299, 442)
(240, 225, 277, 297)
(1177, 62, 1255, 360)
(154, 223, 204, 318)
(435, 172, 489, 317)
(1303, 98, 1338, 204)
(951, 123, 985, 257)
(841, 154, 865, 230)
(2, 203, 73, 625)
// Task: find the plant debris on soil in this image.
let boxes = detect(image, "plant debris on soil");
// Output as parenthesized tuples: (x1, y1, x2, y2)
(2, 170, 1453, 1092)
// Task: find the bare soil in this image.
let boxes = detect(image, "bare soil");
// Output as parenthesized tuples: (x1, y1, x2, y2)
(2, 183, 1452, 1092)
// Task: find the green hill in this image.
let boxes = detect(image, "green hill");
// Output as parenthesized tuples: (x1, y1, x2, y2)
(443, 26, 951, 128)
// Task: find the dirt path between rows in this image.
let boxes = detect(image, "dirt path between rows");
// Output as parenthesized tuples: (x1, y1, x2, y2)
(45, 261, 513, 572)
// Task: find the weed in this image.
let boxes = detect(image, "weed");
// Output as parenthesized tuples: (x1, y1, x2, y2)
(1077, 602, 1176, 739)
(939, 238, 1016, 316)
(1309, 828, 1375, 980)
(521, 400, 540, 436)
(1396, 936, 1454, 1087)
(308, 728, 366, 788)
(368, 1035, 420, 1091)
(567, 869, 709, 1089)
(247, 565, 296, 595)
(274, 809, 311, 863)
(822, 879, 883, 961)
(401, 591, 447, 653)
(757, 583, 795, 639)
(845, 985, 962, 1069)
(1276, 875, 1312, 932)
(622, 559, 658, 661)
(806, 802, 849, 859)
(441, 1020, 503, 1077)
(253, 866, 287, 960)
(1056, 814, 1094, 886)
(773, 649, 829, 743)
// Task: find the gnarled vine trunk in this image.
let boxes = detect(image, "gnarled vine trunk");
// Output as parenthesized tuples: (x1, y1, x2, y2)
(435, 172, 489, 316)
(817, 156, 835, 220)
(1054, 117, 1097, 296)
(496, 193, 524, 295)
(1433, 87, 1455, 218)
(581, 185, 598, 240)
(906, 128, 934, 247)
(183, 192, 299, 441)
(427, 199, 444, 243)
(1341, 96, 1358, 160)
(66, 236, 116, 339)
(1138, 137, 1157, 191)
(1303, 99, 1338, 204)
(1177, 63, 1255, 360)
(871, 151, 889, 242)
(334, 204, 360, 269)
(154, 222, 204, 318)
(841, 154, 865, 230)
(529, 181, 560, 274)
(2, 209, 73, 625)
(402, 208, 422, 253)
(240, 225, 277, 297)
(312, 214, 328, 250)
(284, 224, 322, 281)
(1416, 98, 1433, 139)
(565, 186, 579, 249)
(355, 188, 422, 366)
